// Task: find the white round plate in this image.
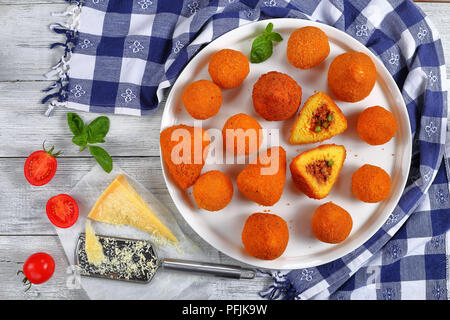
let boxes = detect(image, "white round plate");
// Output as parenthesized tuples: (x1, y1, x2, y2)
(160, 18, 412, 270)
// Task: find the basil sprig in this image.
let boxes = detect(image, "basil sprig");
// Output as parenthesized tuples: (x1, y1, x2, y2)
(250, 23, 283, 63)
(67, 112, 113, 173)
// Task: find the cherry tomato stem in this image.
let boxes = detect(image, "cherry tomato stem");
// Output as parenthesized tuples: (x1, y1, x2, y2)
(42, 140, 62, 158)
(16, 271, 32, 292)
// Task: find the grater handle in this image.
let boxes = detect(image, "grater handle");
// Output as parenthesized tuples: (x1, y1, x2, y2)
(161, 258, 255, 279)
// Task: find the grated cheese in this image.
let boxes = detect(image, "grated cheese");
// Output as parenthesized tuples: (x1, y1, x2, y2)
(78, 235, 159, 282)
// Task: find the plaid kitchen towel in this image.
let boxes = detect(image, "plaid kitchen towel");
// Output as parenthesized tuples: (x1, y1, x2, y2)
(44, 0, 448, 299)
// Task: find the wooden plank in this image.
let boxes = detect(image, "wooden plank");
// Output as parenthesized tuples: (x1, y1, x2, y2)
(0, 235, 271, 299)
(0, 3, 67, 81)
(0, 81, 164, 157)
(0, 1, 65, 3)
(419, 2, 450, 61)
(0, 157, 172, 235)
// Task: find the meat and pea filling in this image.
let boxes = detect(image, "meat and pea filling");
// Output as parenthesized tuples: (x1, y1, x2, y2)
(306, 159, 334, 184)
(310, 105, 334, 133)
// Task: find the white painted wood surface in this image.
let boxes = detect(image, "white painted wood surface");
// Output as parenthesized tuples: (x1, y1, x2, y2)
(0, 1, 448, 300)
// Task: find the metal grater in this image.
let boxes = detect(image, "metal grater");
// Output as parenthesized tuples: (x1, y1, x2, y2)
(75, 233, 256, 284)
(75, 233, 159, 283)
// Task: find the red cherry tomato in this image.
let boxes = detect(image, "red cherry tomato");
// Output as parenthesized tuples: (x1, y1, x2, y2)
(46, 194, 79, 228)
(24, 142, 61, 186)
(21, 252, 55, 287)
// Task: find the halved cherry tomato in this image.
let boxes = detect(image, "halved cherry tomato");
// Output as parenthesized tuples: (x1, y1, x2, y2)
(18, 252, 55, 291)
(46, 194, 79, 228)
(24, 142, 61, 186)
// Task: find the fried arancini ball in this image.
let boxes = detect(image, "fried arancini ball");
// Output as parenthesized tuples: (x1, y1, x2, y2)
(222, 113, 263, 155)
(357, 106, 397, 145)
(328, 52, 377, 102)
(352, 164, 391, 203)
(312, 202, 353, 244)
(237, 147, 286, 206)
(208, 49, 250, 89)
(252, 71, 302, 121)
(242, 212, 289, 260)
(287, 26, 330, 69)
(160, 125, 210, 190)
(193, 171, 233, 211)
(182, 80, 222, 120)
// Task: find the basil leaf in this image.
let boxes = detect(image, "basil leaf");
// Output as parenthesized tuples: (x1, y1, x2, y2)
(268, 32, 283, 42)
(250, 23, 283, 64)
(250, 35, 273, 63)
(88, 145, 113, 173)
(72, 134, 87, 148)
(67, 112, 85, 136)
(72, 126, 88, 150)
(265, 22, 273, 34)
(87, 133, 106, 144)
(67, 112, 112, 172)
(87, 116, 110, 143)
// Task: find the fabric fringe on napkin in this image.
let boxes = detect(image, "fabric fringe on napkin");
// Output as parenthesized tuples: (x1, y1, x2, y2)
(42, 0, 82, 117)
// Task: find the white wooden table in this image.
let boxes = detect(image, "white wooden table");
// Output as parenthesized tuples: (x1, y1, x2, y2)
(0, 1, 449, 300)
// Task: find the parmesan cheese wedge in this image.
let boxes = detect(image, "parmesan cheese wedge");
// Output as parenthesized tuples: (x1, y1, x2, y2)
(85, 220, 106, 265)
(87, 174, 178, 244)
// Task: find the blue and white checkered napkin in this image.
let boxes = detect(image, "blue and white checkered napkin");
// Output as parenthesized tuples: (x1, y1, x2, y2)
(44, 0, 449, 299)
